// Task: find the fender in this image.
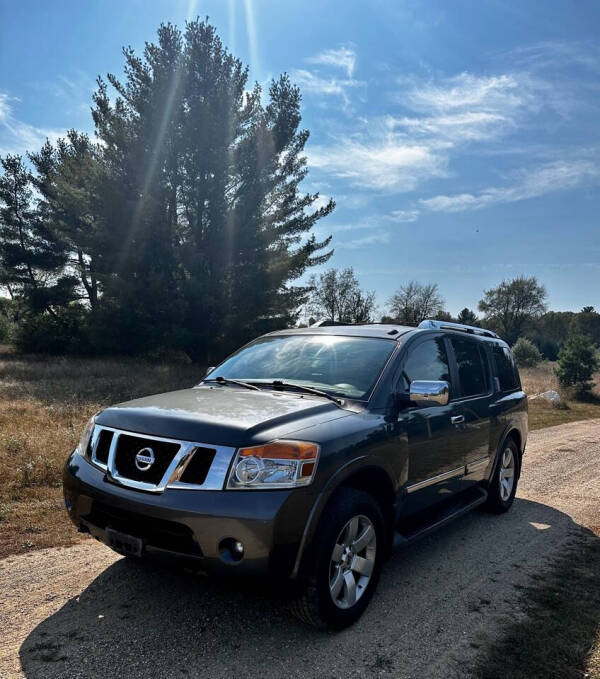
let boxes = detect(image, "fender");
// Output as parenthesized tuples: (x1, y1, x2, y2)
(290, 455, 397, 579)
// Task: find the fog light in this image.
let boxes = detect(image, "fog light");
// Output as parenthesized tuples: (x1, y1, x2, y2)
(219, 537, 245, 563)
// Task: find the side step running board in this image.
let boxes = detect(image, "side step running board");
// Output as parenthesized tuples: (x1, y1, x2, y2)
(393, 486, 488, 549)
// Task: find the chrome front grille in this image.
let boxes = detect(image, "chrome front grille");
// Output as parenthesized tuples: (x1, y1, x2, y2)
(88, 426, 236, 493)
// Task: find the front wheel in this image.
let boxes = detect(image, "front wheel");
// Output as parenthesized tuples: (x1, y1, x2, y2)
(290, 488, 384, 629)
(483, 438, 519, 513)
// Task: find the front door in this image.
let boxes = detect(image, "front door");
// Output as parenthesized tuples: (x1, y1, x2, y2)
(397, 335, 465, 513)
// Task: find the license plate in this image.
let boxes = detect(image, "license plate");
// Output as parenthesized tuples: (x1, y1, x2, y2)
(106, 527, 143, 557)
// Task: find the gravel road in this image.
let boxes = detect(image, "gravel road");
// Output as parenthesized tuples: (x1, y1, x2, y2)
(2, 419, 599, 679)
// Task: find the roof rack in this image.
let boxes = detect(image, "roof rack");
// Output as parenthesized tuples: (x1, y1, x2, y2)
(310, 319, 345, 327)
(418, 319, 499, 339)
(309, 319, 403, 336)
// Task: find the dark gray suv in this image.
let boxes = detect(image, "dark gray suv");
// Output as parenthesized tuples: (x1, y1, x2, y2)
(63, 319, 527, 628)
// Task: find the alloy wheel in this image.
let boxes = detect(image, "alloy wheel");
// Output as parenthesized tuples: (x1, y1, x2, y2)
(499, 447, 515, 501)
(329, 514, 377, 609)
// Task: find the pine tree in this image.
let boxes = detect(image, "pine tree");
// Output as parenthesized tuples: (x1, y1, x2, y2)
(91, 20, 333, 360)
(0, 154, 76, 318)
(29, 132, 106, 310)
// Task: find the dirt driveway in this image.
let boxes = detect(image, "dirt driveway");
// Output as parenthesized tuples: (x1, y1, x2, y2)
(1, 419, 599, 679)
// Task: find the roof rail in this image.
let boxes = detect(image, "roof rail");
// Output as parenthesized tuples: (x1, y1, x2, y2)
(418, 319, 499, 339)
(310, 319, 345, 327)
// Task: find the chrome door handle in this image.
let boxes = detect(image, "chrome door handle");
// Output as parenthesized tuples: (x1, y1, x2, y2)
(451, 415, 465, 425)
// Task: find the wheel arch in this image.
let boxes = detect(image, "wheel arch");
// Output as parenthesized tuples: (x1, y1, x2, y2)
(291, 459, 397, 579)
(489, 426, 523, 484)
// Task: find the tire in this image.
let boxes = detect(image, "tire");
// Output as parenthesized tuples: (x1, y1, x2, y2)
(290, 488, 385, 630)
(483, 438, 519, 513)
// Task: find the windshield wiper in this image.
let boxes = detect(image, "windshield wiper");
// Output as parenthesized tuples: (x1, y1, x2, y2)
(205, 376, 262, 392)
(270, 380, 343, 405)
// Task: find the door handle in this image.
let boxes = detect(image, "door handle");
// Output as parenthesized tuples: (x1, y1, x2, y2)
(451, 415, 465, 425)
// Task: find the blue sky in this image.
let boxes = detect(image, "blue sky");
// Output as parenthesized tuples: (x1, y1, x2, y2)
(1, 0, 599, 315)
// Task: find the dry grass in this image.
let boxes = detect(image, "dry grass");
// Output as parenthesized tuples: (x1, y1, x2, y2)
(519, 361, 560, 395)
(519, 360, 600, 430)
(0, 346, 203, 557)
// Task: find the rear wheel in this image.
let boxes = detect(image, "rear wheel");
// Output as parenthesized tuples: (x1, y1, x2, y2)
(290, 488, 384, 629)
(483, 438, 519, 513)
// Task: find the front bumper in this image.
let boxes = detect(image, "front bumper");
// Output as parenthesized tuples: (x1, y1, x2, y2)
(63, 451, 314, 578)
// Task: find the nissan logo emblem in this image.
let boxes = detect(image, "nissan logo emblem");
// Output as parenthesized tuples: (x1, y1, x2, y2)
(134, 447, 155, 471)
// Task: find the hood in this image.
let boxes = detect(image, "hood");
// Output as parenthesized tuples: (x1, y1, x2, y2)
(95, 385, 349, 447)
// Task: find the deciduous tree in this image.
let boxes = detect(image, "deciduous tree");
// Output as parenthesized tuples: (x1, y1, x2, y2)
(478, 276, 547, 344)
(388, 281, 444, 326)
(307, 268, 376, 324)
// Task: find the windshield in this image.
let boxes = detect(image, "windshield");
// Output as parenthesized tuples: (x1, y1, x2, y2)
(206, 335, 396, 400)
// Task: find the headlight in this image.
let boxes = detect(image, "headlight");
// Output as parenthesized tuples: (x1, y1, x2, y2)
(77, 416, 95, 458)
(226, 440, 319, 489)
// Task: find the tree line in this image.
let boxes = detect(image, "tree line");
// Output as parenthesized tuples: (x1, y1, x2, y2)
(308, 268, 598, 351)
(307, 268, 599, 397)
(0, 20, 333, 362)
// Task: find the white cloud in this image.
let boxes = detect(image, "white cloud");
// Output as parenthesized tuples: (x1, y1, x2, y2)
(0, 92, 64, 156)
(338, 231, 391, 249)
(420, 159, 600, 212)
(292, 69, 363, 106)
(386, 209, 420, 223)
(390, 111, 511, 143)
(306, 71, 540, 193)
(307, 47, 356, 77)
(406, 73, 525, 113)
(309, 135, 446, 191)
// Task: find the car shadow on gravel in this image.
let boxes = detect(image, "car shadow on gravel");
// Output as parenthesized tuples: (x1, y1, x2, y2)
(19, 498, 598, 679)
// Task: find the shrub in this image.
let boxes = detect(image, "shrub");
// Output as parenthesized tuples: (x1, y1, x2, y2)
(512, 337, 543, 368)
(14, 307, 90, 355)
(535, 337, 560, 361)
(555, 334, 599, 399)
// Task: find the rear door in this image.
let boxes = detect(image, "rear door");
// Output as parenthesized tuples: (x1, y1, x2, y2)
(447, 336, 493, 483)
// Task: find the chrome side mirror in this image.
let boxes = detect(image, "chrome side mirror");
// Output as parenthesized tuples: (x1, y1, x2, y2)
(409, 380, 449, 406)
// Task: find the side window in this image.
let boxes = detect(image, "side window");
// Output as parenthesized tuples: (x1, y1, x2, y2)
(493, 345, 519, 391)
(450, 337, 488, 397)
(400, 338, 451, 392)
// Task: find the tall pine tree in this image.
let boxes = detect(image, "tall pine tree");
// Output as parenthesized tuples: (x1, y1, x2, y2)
(91, 20, 333, 361)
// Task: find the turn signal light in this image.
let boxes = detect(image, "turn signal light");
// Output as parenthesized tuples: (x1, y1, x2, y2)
(227, 440, 319, 489)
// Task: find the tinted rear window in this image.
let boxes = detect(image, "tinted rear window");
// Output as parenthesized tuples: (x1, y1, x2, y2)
(450, 337, 488, 397)
(493, 345, 519, 391)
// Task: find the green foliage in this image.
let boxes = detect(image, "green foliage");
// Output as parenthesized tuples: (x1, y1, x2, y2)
(535, 337, 560, 361)
(307, 268, 376, 324)
(478, 276, 547, 344)
(456, 308, 479, 326)
(0, 155, 77, 317)
(511, 337, 543, 368)
(570, 308, 600, 346)
(555, 334, 599, 399)
(14, 307, 89, 355)
(89, 20, 333, 361)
